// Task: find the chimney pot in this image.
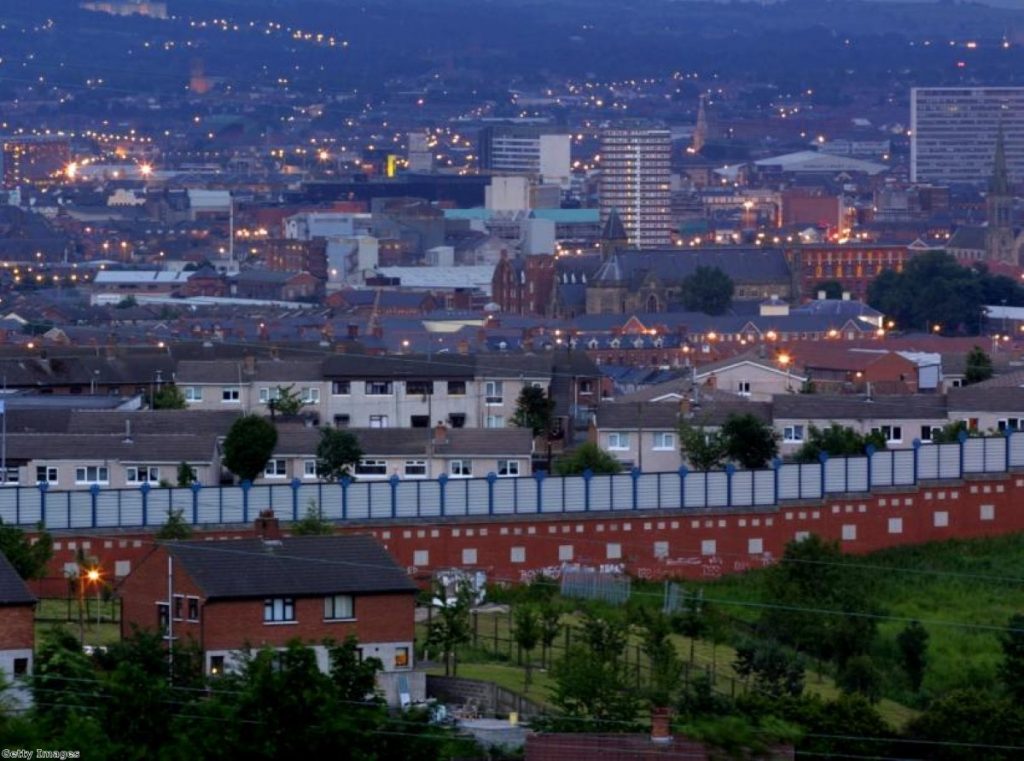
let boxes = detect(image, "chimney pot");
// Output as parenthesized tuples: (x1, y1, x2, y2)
(433, 421, 449, 445)
(255, 509, 282, 540)
(650, 707, 672, 744)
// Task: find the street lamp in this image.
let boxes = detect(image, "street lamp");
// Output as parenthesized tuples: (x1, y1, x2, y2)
(78, 566, 101, 647)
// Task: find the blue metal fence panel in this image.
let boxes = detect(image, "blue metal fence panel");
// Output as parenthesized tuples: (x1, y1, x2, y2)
(731, 471, 754, 507)
(220, 487, 245, 524)
(684, 473, 705, 508)
(637, 474, 660, 510)
(799, 464, 823, 499)
(492, 479, 515, 515)
(917, 445, 939, 479)
(985, 437, 1007, 472)
(69, 492, 93, 528)
(824, 459, 847, 493)
(611, 474, 633, 511)
(938, 444, 961, 479)
(589, 475, 612, 511)
(778, 464, 800, 500)
(0, 490, 17, 524)
(467, 479, 491, 516)
(1011, 434, 1024, 467)
(754, 471, 776, 505)
(540, 478, 563, 513)
(707, 472, 729, 507)
(871, 451, 893, 488)
(893, 450, 916, 486)
(563, 477, 587, 512)
(963, 438, 985, 473)
(515, 478, 538, 513)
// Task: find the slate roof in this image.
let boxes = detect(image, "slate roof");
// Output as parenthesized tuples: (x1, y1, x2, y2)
(595, 399, 772, 429)
(0, 552, 35, 606)
(946, 226, 986, 252)
(3, 433, 218, 463)
(948, 385, 1024, 411)
(274, 426, 534, 457)
(165, 535, 417, 600)
(66, 410, 242, 435)
(772, 394, 947, 420)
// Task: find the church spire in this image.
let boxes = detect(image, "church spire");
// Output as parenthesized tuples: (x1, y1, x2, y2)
(990, 122, 1010, 196)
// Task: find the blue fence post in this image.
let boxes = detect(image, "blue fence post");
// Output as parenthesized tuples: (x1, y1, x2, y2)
(435, 474, 447, 516)
(38, 482, 47, 528)
(678, 466, 688, 508)
(630, 467, 641, 510)
(290, 479, 302, 521)
(958, 429, 968, 477)
(486, 473, 497, 515)
(818, 452, 829, 496)
(912, 439, 921, 484)
(388, 475, 400, 518)
(1006, 429, 1014, 471)
(534, 470, 546, 513)
(583, 469, 593, 511)
(140, 482, 151, 527)
(89, 484, 100, 528)
(865, 444, 876, 489)
(772, 458, 782, 504)
(240, 480, 251, 523)
(725, 464, 735, 507)
(190, 482, 201, 525)
(340, 477, 351, 520)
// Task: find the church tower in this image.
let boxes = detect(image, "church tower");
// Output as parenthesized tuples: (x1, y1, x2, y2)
(600, 207, 629, 260)
(986, 124, 1016, 263)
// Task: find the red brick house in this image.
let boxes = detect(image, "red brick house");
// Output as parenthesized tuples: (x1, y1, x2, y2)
(0, 552, 35, 708)
(118, 517, 421, 704)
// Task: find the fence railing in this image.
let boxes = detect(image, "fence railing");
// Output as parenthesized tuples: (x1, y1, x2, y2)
(1, 432, 1021, 531)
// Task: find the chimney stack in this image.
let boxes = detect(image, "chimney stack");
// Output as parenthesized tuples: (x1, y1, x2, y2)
(242, 355, 256, 375)
(255, 509, 282, 541)
(457, 339, 470, 355)
(433, 421, 449, 446)
(347, 322, 359, 339)
(650, 707, 672, 744)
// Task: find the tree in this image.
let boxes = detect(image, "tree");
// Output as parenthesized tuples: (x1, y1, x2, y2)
(151, 384, 186, 410)
(115, 295, 138, 309)
(538, 603, 562, 669)
(793, 424, 885, 464)
(672, 590, 709, 665)
(837, 655, 882, 703)
(512, 605, 541, 689)
(155, 508, 192, 541)
(636, 608, 684, 707)
(907, 688, 1024, 761)
(964, 346, 994, 385)
(678, 422, 726, 471)
(222, 415, 278, 483)
(720, 413, 778, 469)
(554, 442, 622, 475)
(315, 427, 363, 481)
(426, 578, 474, 677)
(681, 266, 734, 315)
(268, 384, 305, 417)
(510, 385, 555, 438)
(998, 612, 1024, 704)
(931, 420, 971, 444)
(0, 521, 53, 580)
(733, 639, 805, 698)
(291, 499, 334, 536)
(896, 620, 929, 692)
(814, 280, 843, 300)
(175, 461, 196, 487)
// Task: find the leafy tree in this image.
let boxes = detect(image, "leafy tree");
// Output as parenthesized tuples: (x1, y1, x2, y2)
(268, 384, 305, 417)
(33, 627, 98, 725)
(512, 605, 541, 689)
(538, 603, 562, 669)
(151, 384, 186, 410)
(222, 414, 278, 483)
(837, 655, 882, 703)
(964, 346, 994, 385)
(315, 427, 363, 481)
(793, 424, 885, 464)
(907, 688, 1024, 761)
(291, 499, 334, 536)
(678, 422, 726, 471)
(999, 612, 1024, 704)
(0, 521, 53, 580)
(554, 442, 622, 475)
(155, 508, 192, 541)
(733, 639, 805, 698)
(175, 461, 196, 487)
(672, 591, 708, 665)
(116, 295, 138, 309)
(636, 608, 684, 707)
(720, 413, 778, 469)
(328, 635, 382, 701)
(426, 578, 474, 677)
(681, 266, 734, 315)
(510, 385, 555, 437)
(931, 420, 971, 444)
(814, 280, 843, 299)
(896, 620, 929, 692)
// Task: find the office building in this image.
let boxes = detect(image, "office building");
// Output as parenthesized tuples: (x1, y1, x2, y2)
(910, 87, 1024, 185)
(478, 124, 571, 187)
(599, 128, 672, 249)
(1, 136, 71, 188)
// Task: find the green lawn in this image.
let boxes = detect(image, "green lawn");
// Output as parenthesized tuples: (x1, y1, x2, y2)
(35, 597, 121, 649)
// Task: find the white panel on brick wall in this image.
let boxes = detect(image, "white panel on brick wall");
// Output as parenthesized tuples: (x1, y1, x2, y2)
(893, 450, 916, 486)
(917, 445, 939, 480)
(540, 478, 563, 513)
(345, 483, 370, 520)
(962, 438, 985, 473)
(731, 471, 754, 507)
(684, 473, 705, 508)
(637, 474, 660, 510)
(467, 479, 491, 516)
(492, 479, 516, 515)
(563, 477, 587, 512)
(589, 475, 612, 511)
(938, 444, 961, 479)
(985, 437, 1007, 472)
(800, 464, 822, 499)
(871, 451, 893, 488)
(754, 471, 776, 505)
(777, 464, 800, 500)
(707, 472, 729, 507)
(824, 458, 847, 493)
(611, 474, 633, 511)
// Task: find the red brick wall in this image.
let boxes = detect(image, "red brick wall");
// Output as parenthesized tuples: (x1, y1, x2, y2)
(0, 605, 35, 650)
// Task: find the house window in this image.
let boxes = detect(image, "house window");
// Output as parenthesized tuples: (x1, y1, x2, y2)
(921, 425, 942, 442)
(413, 549, 429, 566)
(510, 546, 526, 563)
(394, 647, 410, 669)
(263, 598, 295, 623)
(12, 657, 28, 678)
(157, 602, 169, 634)
(737, 381, 751, 396)
(579, 380, 594, 395)
(331, 380, 351, 396)
(303, 460, 318, 478)
(221, 387, 240, 403)
(75, 466, 109, 485)
(447, 380, 466, 396)
(406, 380, 433, 396)
(36, 466, 57, 485)
(369, 415, 389, 428)
(410, 415, 430, 428)
(607, 432, 630, 450)
(187, 597, 200, 622)
(264, 460, 288, 479)
(405, 460, 427, 478)
(258, 387, 281, 404)
(173, 594, 184, 620)
(497, 460, 520, 477)
(462, 548, 478, 564)
(448, 413, 466, 428)
(450, 460, 472, 478)
(485, 414, 505, 428)
(355, 460, 387, 477)
(0, 467, 20, 486)
(365, 381, 393, 396)
(783, 425, 805, 442)
(209, 655, 225, 676)
(871, 425, 903, 444)
(184, 386, 203, 402)
(485, 381, 503, 405)
(653, 432, 675, 451)
(998, 418, 1021, 432)
(334, 414, 351, 428)
(302, 387, 320, 404)
(324, 594, 354, 620)
(126, 466, 160, 484)
(950, 378, 963, 388)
